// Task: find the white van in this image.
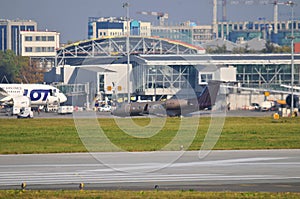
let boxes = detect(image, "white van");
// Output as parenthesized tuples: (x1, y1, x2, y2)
(260, 101, 273, 111)
(57, 106, 73, 114)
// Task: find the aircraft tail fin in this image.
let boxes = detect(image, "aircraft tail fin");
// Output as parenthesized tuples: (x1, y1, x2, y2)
(198, 81, 221, 110)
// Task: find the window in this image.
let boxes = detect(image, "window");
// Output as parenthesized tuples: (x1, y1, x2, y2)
(25, 47, 32, 52)
(199, 73, 213, 83)
(42, 36, 47, 41)
(99, 74, 104, 92)
(48, 47, 54, 52)
(48, 36, 55, 41)
(35, 47, 41, 52)
(25, 36, 32, 41)
(36, 36, 41, 41)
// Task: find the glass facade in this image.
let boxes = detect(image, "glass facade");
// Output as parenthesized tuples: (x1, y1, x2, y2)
(133, 64, 195, 96)
(11, 25, 20, 54)
(0, 25, 7, 51)
(88, 21, 93, 39)
(151, 29, 193, 44)
(236, 64, 299, 89)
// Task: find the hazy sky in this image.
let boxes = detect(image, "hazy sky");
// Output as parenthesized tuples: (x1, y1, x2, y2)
(1, 0, 299, 43)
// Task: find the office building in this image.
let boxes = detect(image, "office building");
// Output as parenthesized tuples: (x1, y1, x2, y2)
(20, 30, 60, 57)
(151, 21, 213, 45)
(0, 19, 37, 55)
(88, 17, 151, 39)
(218, 20, 300, 46)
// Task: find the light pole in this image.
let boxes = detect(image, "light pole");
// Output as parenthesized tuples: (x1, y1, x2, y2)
(286, 1, 295, 116)
(123, 2, 130, 103)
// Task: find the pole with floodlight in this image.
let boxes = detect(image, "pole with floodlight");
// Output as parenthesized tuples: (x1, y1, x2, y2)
(123, 2, 130, 103)
(286, 1, 295, 116)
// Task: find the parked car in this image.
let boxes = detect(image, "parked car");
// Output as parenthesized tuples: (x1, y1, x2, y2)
(249, 103, 260, 111)
(98, 104, 112, 112)
(260, 101, 274, 111)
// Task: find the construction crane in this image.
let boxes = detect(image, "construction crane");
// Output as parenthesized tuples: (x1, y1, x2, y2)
(270, 0, 296, 34)
(137, 11, 169, 26)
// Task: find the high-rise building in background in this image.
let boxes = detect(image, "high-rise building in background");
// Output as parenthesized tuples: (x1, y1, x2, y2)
(218, 20, 300, 46)
(0, 19, 37, 55)
(88, 17, 151, 39)
(151, 21, 213, 45)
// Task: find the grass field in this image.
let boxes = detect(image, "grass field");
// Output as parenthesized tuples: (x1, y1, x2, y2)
(0, 190, 300, 199)
(0, 117, 300, 154)
(1, 117, 300, 197)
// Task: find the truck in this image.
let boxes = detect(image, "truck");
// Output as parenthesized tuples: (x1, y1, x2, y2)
(57, 106, 73, 114)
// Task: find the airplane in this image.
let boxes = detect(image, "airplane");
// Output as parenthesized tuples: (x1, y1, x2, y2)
(111, 81, 221, 117)
(0, 83, 67, 108)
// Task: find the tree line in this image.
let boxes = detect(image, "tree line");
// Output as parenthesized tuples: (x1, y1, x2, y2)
(0, 50, 45, 83)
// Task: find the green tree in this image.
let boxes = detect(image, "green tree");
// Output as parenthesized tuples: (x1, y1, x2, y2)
(232, 47, 246, 54)
(205, 45, 227, 54)
(0, 50, 45, 83)
(0, 50, 20, 82)
(15, 59, 45, 83)
(274, 45, 291, 53)
(215, 45, 227, 53)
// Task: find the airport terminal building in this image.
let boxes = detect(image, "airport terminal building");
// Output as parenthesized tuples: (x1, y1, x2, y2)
(44, 36, 300, 109)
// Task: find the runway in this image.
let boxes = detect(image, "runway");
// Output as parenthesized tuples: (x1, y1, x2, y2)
(0, 150, 300, 191)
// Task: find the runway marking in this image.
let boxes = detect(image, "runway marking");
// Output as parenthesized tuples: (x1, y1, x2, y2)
(0, 151, 299, 189)
(0, 157, 292, 168)
(1, 170, 300, 186)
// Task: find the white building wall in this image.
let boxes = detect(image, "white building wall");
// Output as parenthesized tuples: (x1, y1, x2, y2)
(98, 29, 124, 37)
(20, 31, 60, 57)
(198, 66, 236, 84)
(104, 64, 132, 95)
(139, 22, 151, 37)
(219, 66, 236, 82)
(90, 18, 151, 38)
